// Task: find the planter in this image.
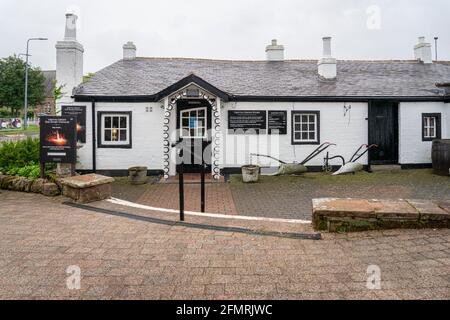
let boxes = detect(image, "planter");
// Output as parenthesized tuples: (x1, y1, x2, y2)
(241, 165, 260, 183)
(128, 166, 148, 185)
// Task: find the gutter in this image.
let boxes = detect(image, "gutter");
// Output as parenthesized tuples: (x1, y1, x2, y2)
(74, 94, 447, 103)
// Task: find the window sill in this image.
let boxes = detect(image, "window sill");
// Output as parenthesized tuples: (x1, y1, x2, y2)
(97, 143, 132, 149)
(292, 141, 321, 145)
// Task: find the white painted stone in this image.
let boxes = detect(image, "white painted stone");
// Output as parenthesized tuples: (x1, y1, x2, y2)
(55, 13, 84, 103)
(414, 37, 433, 64)
(265, 39, 284, 61)
(399, 102, 448, 164)
(318, 37, 337, 80)
(123, 41, 136, 60)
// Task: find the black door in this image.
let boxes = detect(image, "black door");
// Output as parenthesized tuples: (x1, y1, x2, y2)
(176, 99, 212, 173)
(368, 101, 399, 164)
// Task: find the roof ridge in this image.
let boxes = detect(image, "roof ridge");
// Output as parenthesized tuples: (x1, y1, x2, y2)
(133, 57, 450, 64)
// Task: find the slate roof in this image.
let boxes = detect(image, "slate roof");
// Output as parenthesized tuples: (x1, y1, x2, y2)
(42, 70, 56, 98)
(74, 58, 450, 99)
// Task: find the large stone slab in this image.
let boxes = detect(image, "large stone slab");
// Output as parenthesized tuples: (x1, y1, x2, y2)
(61, 174, 114, 189)
(312, 198, 449, 233)
(371, 199, 419, 220)
(407, 199, 450, 221)
(312, 198, 376, 218)
(61, 174, 114, 203)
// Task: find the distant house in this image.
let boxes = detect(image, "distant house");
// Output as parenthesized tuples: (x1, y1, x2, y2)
(56, 13, 449, 178)
(34, 70, 55, 115)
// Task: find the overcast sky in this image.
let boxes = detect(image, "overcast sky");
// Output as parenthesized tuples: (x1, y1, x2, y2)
(1, 0, 449, 73)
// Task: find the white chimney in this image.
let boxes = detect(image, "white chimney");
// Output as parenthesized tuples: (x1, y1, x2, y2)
(318, 37, 337, 80)
(414, 37, 432, 64)
(123, 41, 137, 60)
(55, 13, 84, 102)
(266, 39, 284, 61)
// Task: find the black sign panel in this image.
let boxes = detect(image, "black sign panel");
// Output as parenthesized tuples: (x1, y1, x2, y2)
(228, 110, 267, 134)
(62, 105, 86, 143)
(268, 110, 287, 135)
(40, 116, 77, 163)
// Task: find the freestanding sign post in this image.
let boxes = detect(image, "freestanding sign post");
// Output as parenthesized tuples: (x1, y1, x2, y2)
(39, 116, 77, 178)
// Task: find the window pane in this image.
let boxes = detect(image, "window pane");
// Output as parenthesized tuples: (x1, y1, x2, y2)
(190, 129, 195, 137)
(309, 132, 316, 140)
(182, 118, 189, 127)
(295, 124, 301, 131)
(301, 115, 308, 123)
(430, 128, 435, 137)
(302, 132, 308, 140)
(105, 117, 111, 128)
(104, 129, 111, 141)
(119, 129, 127, 141)
(190, 111, 196, 117)
(198, 109, 205, 117)
(309, 124, 315, 131)
(295, 133, 301, 140)
(111, 129, 119, 141)
(309, 115, 315, 122)
(112, 117, 119, 128)
(430, 117, 435, 127)
(294, 115, 301, 123)
(301, 124, 308, 131)
(120, 117, 127, 129)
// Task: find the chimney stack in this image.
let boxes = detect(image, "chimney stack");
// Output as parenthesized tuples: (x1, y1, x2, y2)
(123, 42, 137, 60)
(318, 37, 337, 80)
(414, 37, 432, 64)
(55, 13, 84, 102)
(265, 39, 284, 61)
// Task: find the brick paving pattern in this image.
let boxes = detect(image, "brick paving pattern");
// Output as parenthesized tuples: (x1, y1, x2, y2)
(0, 190, 449, 300)
(112, 176, 237, 215)
(230, 170, 450, 220)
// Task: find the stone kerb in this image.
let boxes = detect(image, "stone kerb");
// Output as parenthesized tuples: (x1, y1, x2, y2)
(312, 198, 450, 232)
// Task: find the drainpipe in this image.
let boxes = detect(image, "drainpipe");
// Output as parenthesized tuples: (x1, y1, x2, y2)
(91, 99, 97, 173)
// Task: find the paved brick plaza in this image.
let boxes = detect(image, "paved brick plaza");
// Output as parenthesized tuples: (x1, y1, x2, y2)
(111, 170, 450, 221)
(0, 190, 449, 299)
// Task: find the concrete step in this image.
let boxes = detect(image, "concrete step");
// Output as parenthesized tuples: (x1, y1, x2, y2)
(370, 164, 402, 173)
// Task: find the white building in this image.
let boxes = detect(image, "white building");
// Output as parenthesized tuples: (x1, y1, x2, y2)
(56, 13, 450, 179)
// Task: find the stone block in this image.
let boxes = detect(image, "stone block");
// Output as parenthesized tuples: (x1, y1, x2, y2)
(61, 174, 114, 203)
(42, 183, 61, 197)
(63, 183, 111, 203)
(407, 199, 450, 221)
(328, 217, 378, 233)
(371, 199, 419, 220)
(30, 179, 46, 194)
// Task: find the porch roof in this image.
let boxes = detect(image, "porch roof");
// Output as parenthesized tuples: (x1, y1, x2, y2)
(73, 58, 450, 101)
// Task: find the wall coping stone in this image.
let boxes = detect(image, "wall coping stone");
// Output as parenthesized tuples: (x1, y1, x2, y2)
(60, 174, 114, 189)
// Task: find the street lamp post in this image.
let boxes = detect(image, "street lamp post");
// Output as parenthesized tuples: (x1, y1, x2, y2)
(24, 37, 47, 130)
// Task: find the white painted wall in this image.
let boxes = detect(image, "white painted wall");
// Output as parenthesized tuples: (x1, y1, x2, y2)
(221, 102, 369, 168)
(56, 102, 92, 170)
(70, 99, 449, 173)
(94, 103, 163, 171)
(399, 102, 449, 164)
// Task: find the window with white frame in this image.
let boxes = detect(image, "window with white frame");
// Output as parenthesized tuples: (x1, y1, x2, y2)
(422, 113, 441, 141)
(98, 112, 132, 148)
(292, 111, 320, 145)
(180, 107, 207, 138)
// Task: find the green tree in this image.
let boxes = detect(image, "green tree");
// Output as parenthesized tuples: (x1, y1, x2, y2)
(53, 80, 65, 106)
(0, 55, 45, 116)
